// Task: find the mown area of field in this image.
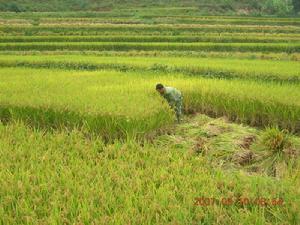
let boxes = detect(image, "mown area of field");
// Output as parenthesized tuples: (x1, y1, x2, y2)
(0, 8, 300, 225)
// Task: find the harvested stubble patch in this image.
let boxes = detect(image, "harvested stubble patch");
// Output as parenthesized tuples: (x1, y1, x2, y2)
(155, 114, 300, 177)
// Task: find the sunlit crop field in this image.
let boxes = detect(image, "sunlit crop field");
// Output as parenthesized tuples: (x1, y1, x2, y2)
(0, 9, 300, 225)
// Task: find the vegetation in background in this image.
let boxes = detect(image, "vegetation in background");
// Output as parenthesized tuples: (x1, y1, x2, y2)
(0, 0, 299, 15)
(262, 0, 295, 16)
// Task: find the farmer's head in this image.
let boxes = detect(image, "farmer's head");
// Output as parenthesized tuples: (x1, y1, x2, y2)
(156, 83, 165, 94)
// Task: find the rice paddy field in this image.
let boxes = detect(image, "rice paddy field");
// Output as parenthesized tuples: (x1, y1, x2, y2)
(0, 8, 300, 225)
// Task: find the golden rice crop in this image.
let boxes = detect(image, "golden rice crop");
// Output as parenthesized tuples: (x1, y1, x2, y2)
(0, 67, 299, 136)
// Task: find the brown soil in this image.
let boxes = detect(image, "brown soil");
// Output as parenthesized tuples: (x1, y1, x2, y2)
(193, 137, 208, 154)
(233, 150, 255, 165)
(239, 135, 256, 149)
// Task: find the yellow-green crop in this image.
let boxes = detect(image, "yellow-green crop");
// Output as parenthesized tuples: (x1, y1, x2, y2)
(0, 67, 299, 135)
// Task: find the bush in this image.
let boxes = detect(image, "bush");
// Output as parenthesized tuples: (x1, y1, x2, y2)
(263, 0, 294, 16)
(1, 2, 25, 12)
(292, 0, 300, 13)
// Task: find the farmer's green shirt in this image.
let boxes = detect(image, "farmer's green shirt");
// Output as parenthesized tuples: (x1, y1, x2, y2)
(162, 87, 182, 106)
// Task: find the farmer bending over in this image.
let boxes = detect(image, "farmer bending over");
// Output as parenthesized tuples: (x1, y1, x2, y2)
(156, 83, 183, 123)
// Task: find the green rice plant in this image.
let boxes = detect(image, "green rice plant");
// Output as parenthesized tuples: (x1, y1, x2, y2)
(35, 17, 300, 26)
(0, 34, 299, 43)
(0, 67, 299, 135)
(0, 55, 298, 83)
(1, 11, 300, 225)
(0, 68, 174, 140)
(2, 50, 299, 61)
(160, 16, 300, 26)
(0, 42, 299, 53)
(1, 24, 299, 35)
(0, 11, 134, 19)
(179, 81, 300, 133)
(0, 121, 299, 224)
